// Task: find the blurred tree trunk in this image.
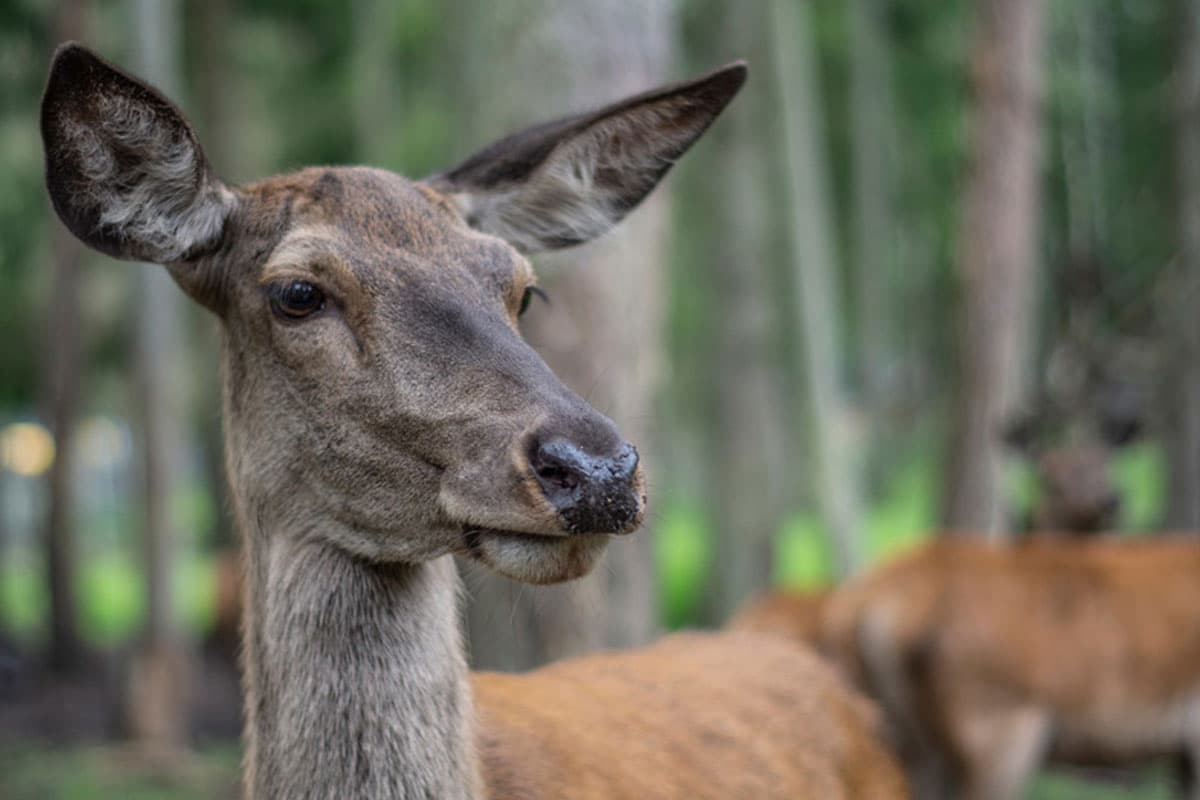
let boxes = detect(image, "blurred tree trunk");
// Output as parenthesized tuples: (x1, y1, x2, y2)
(942, 0, 1047, 536)
(350, 0, 401, 162)
(770, 0, 865, 577)
(1168, 0, 1200, 529)
(39, 0, 91, 675)
(126, 0, 192, 749)
(1057, 1, 1110, 262)
(190, 0, 237, 556)
(708, 2, 788, 621)
(849, 0, 897, 482)
(456, 0, 673, 670)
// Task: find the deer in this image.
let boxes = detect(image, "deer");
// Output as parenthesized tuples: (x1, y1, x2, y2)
(809, 536, 1200, 800)
(733, 537, 1200, 799)
(729, 585, 831, 646)
(1002, 251, 1155, 536)
(41, 44, 909, 799)
(1000, 383, 1140, 535)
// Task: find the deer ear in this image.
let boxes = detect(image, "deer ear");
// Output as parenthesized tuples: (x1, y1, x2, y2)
(41, 43, 234, 265)
(428, 62, 747, 253)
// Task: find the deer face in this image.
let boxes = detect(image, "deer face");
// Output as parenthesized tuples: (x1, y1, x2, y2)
(216, 168, 642, 581)
(1032, 445, 1121, 533)
(41, 44, 745, 584)
(1003, 391, 1141, 535)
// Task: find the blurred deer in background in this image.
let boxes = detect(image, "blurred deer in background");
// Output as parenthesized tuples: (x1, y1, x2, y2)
(821, 537, 1200, 800)
(1001, 386, 1138, 535)
(1003, 252, 1156, 536)
(729, 586, 830, 645)
(730, 252, 1186, 798)
(42, 45, 907, 800)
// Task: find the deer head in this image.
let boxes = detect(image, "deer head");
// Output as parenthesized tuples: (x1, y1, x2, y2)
(1001, 253, 1154, 535)
(42, 43, 746, 585)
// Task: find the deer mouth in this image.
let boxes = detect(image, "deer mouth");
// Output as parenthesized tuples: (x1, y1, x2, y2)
(462, 527, 615, 584)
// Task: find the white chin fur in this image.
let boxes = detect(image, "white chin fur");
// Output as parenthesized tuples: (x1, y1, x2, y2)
(471, 532, 609, 584)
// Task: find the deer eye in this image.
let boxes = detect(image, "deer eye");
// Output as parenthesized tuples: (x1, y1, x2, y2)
(269, 280, 326, 320)
(519, 286, 548, 317)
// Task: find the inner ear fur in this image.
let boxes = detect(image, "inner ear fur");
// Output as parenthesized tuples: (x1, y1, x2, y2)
(428, 61, 747, 253)
(41, 42, 234, 265)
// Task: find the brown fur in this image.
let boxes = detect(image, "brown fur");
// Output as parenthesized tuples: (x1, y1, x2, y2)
(822, 538, 1200, 799)
(729, 587, 830, 647)
(475, 631, 908, 800)
(42, 44, 907, 800)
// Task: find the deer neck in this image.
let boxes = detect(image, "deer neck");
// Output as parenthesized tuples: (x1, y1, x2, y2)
(237, 512, 482, 800)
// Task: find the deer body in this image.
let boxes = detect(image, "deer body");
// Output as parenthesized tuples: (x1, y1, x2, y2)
(730, 586, 830, 646)
(42, 45, 906, 800)
(821, 538, 1200, 800)
(474, 631, 905, 800)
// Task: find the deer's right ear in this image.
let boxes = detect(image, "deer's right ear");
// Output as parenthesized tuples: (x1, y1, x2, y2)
(41, 43, 234, 265)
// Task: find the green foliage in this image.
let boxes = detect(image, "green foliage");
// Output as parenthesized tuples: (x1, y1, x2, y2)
(655, 503, 711, 629)
(0, 6, 52, 408)
(1112, 442, 1168, 531)
(1, 549, 218, 647)
(1032, 767, 1174, 800)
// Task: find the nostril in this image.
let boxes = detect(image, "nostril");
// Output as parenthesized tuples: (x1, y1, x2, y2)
(531, 438, 586, 493)
(535, 461, 581, 492)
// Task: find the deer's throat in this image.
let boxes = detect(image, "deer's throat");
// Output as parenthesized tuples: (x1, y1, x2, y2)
(240, 533, 480, 799)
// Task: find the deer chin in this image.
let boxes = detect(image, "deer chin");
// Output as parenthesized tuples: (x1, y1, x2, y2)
(463, 529, 611, 584)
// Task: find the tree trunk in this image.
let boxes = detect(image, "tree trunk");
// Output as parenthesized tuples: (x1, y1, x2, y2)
(1168, 0, 1200, 530)
(456, 0, 674, 670)
(849, 0, 897, 481)
(707, 2, 788, 621)
(127, 0, 192, 749)
(350, 0, 401, 163)
(942, 0, 1047, 536)
(191, 0, 237, 556)
(39, 0, 91, 675)
(770, 0, 866, 577)
(1057, 1, 1110, 261)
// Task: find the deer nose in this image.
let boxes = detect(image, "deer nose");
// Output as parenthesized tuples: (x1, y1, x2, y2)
(1101, 493, 1122, 518)
(530, 437, 641, 534)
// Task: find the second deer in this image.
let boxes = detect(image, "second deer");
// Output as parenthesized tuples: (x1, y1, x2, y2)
(741, 537, 1200, 800)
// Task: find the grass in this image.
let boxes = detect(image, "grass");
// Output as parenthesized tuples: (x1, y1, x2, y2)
(0, 743, 1175, 799)
(1032, 768, 1175, 799)
(0, 743, 241, 800)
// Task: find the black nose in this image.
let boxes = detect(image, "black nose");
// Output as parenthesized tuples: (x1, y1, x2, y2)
(530, 437, 641, 534)
(1100, 493, 1122, 518)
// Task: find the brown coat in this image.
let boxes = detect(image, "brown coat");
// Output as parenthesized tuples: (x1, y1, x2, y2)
(476, 631, 908, 800)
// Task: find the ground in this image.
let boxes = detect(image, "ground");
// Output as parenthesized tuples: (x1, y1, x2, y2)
(0, 743, 1178, 799)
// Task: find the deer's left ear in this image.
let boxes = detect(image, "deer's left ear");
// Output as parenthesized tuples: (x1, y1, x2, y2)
(428, 62, 747, 253)
(41, 43, 235, 265)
